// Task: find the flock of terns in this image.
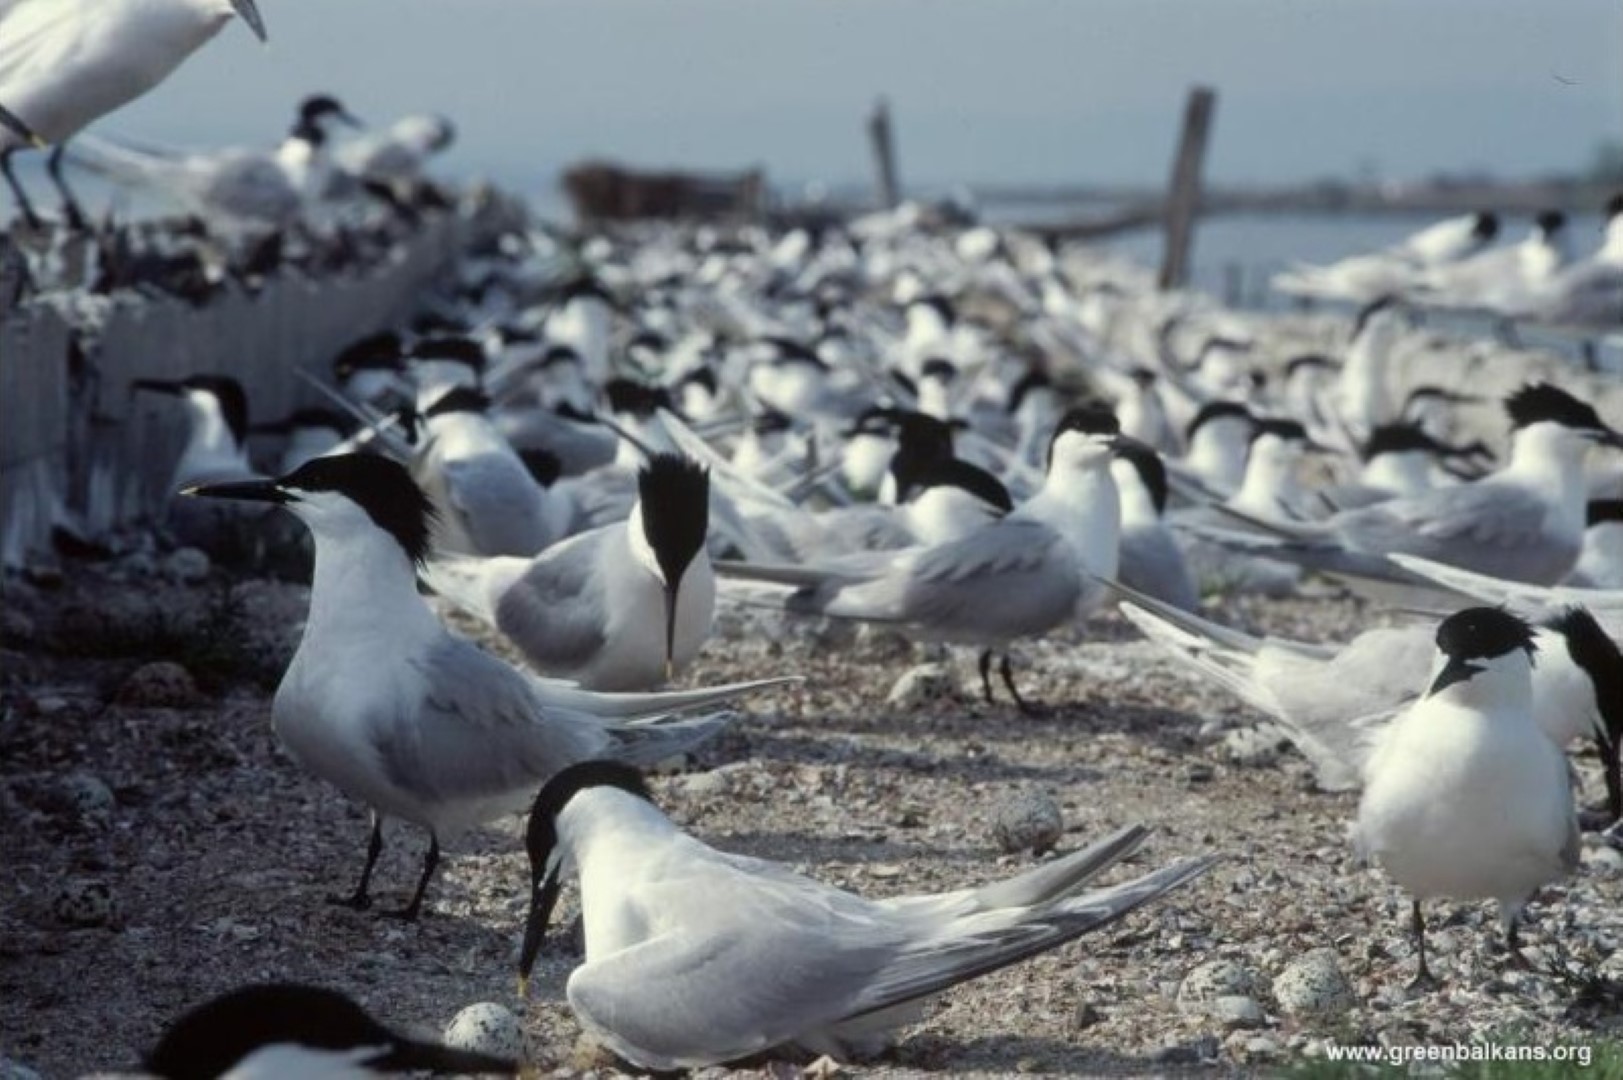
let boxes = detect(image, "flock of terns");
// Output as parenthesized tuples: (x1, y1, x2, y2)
(2, 0, 1622, 1076)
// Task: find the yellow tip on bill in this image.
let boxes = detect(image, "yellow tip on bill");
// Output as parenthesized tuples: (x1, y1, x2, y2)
(516, 974, 529, 1000)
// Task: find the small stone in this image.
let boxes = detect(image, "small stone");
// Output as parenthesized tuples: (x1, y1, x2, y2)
(117, 661, 199, 707)
(1274, 948, 1356, 1019)
(162, 547, 211, 584)
(885, 663, 958, 709)
(1582, 843, 1623, 876)
(442, 1002, 523, 1062)
(55, 772, 115, 826)
(1177, 960, 1267, 1014)
(989, 790, 1064, 855)
(1220, 726, 1289, 768)
(678, 770, 731, 799)
(1211, 995, 1266, 1029)
(1243, 1036, 1282, 1058)
(52, 879, 116, 927)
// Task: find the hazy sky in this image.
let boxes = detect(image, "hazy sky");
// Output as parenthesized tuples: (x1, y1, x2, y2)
(106, 0, 1621, 197)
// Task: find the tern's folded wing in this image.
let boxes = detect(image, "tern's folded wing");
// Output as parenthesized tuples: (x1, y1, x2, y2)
(387, 638, 607, 807)
(493, 533, 612, 671)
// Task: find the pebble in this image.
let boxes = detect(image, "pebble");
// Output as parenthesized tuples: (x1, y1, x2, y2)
(885, 663, 958, 709)
(1274, 948, 1356, 1019)
(442, 1002, 524, 1062)
(52, 879, 117, 927)
(989, 789, 1064, 855)
(1220, 726, 1289, 768)
(1581, 843, 1623, 876)
(116, 661, 199, 707)
(1177, 959, 1268, 1013)
(54, 772, 115, 827)
(1211, 995, 1266, 1029)
(162, 547, 211, 584)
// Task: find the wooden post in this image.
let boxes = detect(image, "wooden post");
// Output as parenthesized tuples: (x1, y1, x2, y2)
(1158, 86, 1216, 290)
(868, 98, 900, 209)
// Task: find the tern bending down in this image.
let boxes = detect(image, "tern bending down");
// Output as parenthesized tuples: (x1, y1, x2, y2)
(518, 761, 1217, 1070)
(185, 454, 792, 919)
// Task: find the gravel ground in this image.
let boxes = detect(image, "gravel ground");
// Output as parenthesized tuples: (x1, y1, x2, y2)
(2, 556, 1620, 1078)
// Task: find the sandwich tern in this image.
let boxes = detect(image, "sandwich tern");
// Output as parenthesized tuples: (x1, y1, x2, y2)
(1203, 383, 1623, 586)
(719, 405, 1123, 711)
(0, 0, 266, 225)
(1115, 583, 1620, 821)
(516, 760, 1216, 1068)
(424, 454, 716, 691)
(185, 453, 791, 918)
(144, 983, 514, 1079)
(1352, 607, 1578, 988)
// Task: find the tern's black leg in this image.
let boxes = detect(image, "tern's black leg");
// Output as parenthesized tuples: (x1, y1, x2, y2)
(1602, 733, 1621, 826)
(1, 148, 41, 229)
(978, 648, 995, 704)
(46, 143, 87, 231)
(1406, 900, 1439, 992)
(1000, 654, 1038, 716)
(387, 834, 441, 922)
(328, 812, 383, 911)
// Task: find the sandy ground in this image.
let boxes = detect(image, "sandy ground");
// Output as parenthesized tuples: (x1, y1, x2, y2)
(2, 558, 1620, 1078)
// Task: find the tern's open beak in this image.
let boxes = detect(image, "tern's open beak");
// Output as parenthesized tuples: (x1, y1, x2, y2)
(338, 108, 364, 129)
(181, 479, 291, 504)
(0, 103, 46, 149)
(230, 0, 269, 42)
(1597, 427, 1623, 451)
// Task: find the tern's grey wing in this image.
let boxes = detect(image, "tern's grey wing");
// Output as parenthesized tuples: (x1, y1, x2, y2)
(895, 519, 1080, 631)
(442, 456, 551, 556)
(1118, 525, 1200, 613)
(567, 849, 904, 1070)
(190, 153, 300, 224)
(495, 531, 611, 672)
(1335, 482, 1545, 555)
(841, 855, 1217, 1024)
(384, 637, 605, 810)
(803, 519, 1078, 637)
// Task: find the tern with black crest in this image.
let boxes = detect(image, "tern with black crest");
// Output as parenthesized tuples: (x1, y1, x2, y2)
(516, 760, 1216, 1069)
(1352, 607, 1578, 987)
(184, 453, 792, 919)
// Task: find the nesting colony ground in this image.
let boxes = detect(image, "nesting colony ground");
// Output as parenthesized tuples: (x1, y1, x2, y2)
(2, 560, 1620, 1077)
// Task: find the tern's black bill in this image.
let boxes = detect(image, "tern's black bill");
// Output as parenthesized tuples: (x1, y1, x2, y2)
(518, 857, 564, 981)
(182, 479, 291, 504)
(1427, 655, 1482, 697)
(230, 0, 269, 41)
